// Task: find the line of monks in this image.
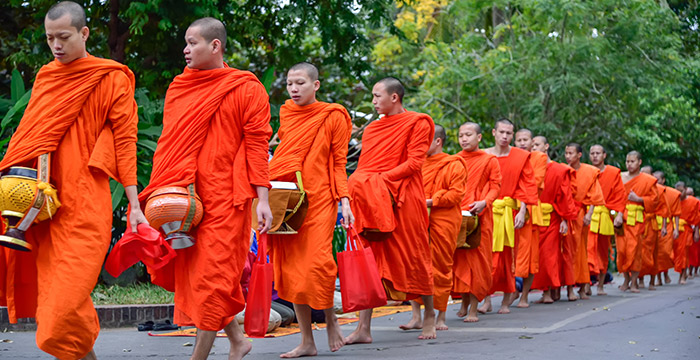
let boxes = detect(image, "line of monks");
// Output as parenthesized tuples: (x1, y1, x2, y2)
(0, 3, 699, 360)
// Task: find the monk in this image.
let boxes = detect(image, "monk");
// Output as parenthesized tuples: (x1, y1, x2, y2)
(513, 129, 547, 308)
(564, 143, 605, 300)
(481, 119, 538, 314)
(452, 122, 501, 322)
(0, 3, 146, 359)
(408, 124, 467, 331)
(345, 77, 436, 342)
(140, 18, 273, 360)
(674, 183, 700, 284)
(530, 136, 578, 303)
(619, 151, 658, 293)
(637, 166, 668, 291)
(686, 187, 700, 279)
(587, 145, 626, 295)
(267, 63, 354, 358)
(652, 171, 681, 286)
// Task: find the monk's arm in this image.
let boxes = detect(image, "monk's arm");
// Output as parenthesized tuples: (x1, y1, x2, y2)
(108, 71, 138, 187)
(329, 111, 351, 199)
(382, 119, 431, 181)
(641, 184, 659, 212)
(557, 172, 579, 221)
(484, 158, 502, 205)
(431, 162, 467, 208)
(240, 82, 273, 188)
(514, 156, 538, 205)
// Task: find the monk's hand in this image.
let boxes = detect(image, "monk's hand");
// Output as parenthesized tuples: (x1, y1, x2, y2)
(340, 197, 354, 228)
(124, 185, 147, 233)
(255, 186, 273, 233)
(560, 220, 568, 235)
(426, 199, 433, 207)
(614, 212, 624, 227)
(468, 200, 487, 215)
(514, 208, 526, 229)
(661, 226, 668, 237)
(583, 207, 593, 226)
(628, 190, 643, 203)
(673, 228, 679, 239)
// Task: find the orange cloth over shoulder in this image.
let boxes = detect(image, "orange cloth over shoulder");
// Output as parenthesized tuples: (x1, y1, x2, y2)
(268, 100, 352, 310)
(452, 150, 501, 301)
(421, 152, 467, 311)
(515, 150, 547, 278)
(567, 164, 604, 284)
(656, 186, 681, 273)
(618, 173, 658, 273)
(675, 196, 700, 272)
(587, 165, 626, 275)
(144, 65, 271, 331)
(348, 110, 435, 298)
(639, 184, 669, 276)
(531, 162, 577, 290)
(0, 55, 138, 359)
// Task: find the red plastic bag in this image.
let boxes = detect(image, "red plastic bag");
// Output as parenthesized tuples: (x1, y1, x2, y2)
(337, 225, 387, 313)
(244, 232, 273, 338)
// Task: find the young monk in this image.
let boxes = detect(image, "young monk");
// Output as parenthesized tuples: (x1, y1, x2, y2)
(686, 187, 700, 278)
(652, 171, 681, 286)
(674, 183, 700, 284)
(619, 151, 658, 293)
(513, 129, 547, 308)
(267, 63, 354, 358)
(637, 166, 668, 290)
(564, 143, 605, 300)
(452, 122, 501, 322)
(587, 145, 626, 295)
(481, 119, 538, 314)
(140, 18, 273, 360)
(530, 136, 578, 303)
(0, 3, 146, 359)
(346, 77, 436, 342)
(408, 124, 467, 331)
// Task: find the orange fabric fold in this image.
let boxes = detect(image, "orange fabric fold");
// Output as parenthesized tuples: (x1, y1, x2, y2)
(674, 196, 700, 272)
(656, 186, 682, 273)
(145, 65, 272, 331)
(269, 100, 351, 310)
(515, 150, 547, 278)
(587, 165, 626, 275)
(618, 173, 658, 273)
(0, 55, 138, 359)
(421, 153, 467, 311)
(452, 150, 501, 301)
(640, 184, 669, 276)
(348, 110, 435, 298)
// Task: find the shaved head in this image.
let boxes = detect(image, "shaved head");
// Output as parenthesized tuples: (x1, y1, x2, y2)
(289, 62, 319, 81)
(640, 166, 653, 174)
(516, 129, 532, 138)
(627, 150, 642, 161)
(376, 77, 405, 102)
(494, 118, 514, 131)
(653, 171, 665, 184)
(590, 144, 606, 154)
(688, 187, 695, 196)
(533, 135, 548, 145)
(567, 142, 583, 154)
(434, 124, 447, 143)
(189, 17, 226, 50)
(461, 122, 482, 134)
(46, 1, 86, 30)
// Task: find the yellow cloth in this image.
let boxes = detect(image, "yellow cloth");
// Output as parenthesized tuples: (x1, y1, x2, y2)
(679, 219, 687, 232)
(492, 196, 518, 252)
(590, 205, 615, 235)
(625, 203, 645, 226)
(655, 215, 667, 229)
(532, 202, 553, 227)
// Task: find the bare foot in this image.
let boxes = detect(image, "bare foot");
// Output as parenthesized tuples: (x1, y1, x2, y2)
(619, 284, 629, 292)
(648, 284, 656, 291)
(463, 314, 479, 322)
(477, 304, 492, 314)
(280, 343, 318, 358)
(664, 274, 672, 284)
(568, 293, 578, 301)
(597, 287, 607, 296)
(578, 290, 590, 300)
(230, 339, 253, 360)
(516, 300, 530, 308)
(418, 317, 436, 340)
(456, 303, 468, 318)
(344, 330, 372, 345)
(399, 318, 422, 331)
(679, 278, 687, 285)
(497, 306, 511, 314)
(326, 326, 345, 352)
(629, 286, 640, 293)
(435, 319, 449, 331)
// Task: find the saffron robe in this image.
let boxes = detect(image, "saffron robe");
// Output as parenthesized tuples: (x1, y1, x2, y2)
(268, 100, 352, 310)
(674, 196, 700, 272)
(531, 162, 578, 290)
(515, 150, 547, 277)
(490, 147, 538, 294)
(348, 111, 435, 298)
(587, 165, 626, 275)
(143, 66, 272, 331)
(639, 184, 668, 276)
(618, 173, 658, 273)
(452, 150, 501, 301)
(0, 56, 138, 359)
(421, 153, 467, 311)
(566, 163, 605, 285)
(656, 186, 681, 273)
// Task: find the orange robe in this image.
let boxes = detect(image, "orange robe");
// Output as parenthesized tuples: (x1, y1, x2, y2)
(268, 100, 352, 310)
(142, 66, 272, 331)
(639, 184, 668, 276)
(587, 165, 626, 275)
(566, 164, 605, 285)
(0, 56, 138, 359)
(348, 111, 435, 299)
(618, 173, 658, 273)
(675, 196, 700, 272)
(531, 162, 578, 290)
(490, 148, 538, 293)
(515, 150, 547, 278)
(656, 186, 681, 273)
(452, 150, 501, 301)
(421, 153, 467, 311)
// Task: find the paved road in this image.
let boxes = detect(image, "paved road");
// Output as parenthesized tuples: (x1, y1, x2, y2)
(3, 273, 700, 359)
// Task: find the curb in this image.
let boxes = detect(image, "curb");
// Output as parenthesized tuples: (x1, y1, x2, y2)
(1, 304, 174, 331)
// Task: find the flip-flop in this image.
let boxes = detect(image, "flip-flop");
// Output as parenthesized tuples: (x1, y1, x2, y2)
(153, 320, 179, 331)
(137, 321, 154, 331)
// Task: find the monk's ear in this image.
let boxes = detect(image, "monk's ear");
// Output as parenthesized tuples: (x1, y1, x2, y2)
(477, 133, 482, 142)
(80, 26, 89, 42)
(313, 80, 320, 92)
(211, 39, 222, 54)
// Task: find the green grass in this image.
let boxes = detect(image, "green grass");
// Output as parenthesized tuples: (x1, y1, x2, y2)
(91, 283, 174, 305)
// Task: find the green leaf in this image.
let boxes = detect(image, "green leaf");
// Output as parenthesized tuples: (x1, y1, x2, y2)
(138, 125, 163, 137)
(1, 90, 31, 131)
(137, 139, 158, 152)
(261, 66, 275, 92)
(10, 69, 25, 103)
(111, 181, 125, 212)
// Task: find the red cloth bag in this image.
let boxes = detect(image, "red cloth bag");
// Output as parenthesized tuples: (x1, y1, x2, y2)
(244, 232, 273, 338)
(337, 225, 387, 313)
(105, 223, 176, 278)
